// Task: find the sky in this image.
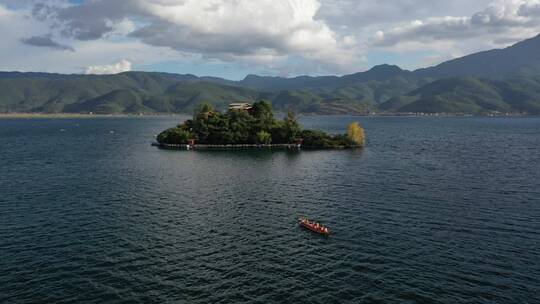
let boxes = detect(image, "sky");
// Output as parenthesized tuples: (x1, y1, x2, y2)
(1, 0, 540, 79)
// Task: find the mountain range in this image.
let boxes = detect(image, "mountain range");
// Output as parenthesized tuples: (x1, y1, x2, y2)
(2, 34, 540, 115)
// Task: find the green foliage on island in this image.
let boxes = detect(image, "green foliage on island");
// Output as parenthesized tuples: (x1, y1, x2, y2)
(156, 101, 365, 148)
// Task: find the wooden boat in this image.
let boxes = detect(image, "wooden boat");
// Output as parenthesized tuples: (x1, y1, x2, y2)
(299, 217, 330, 235)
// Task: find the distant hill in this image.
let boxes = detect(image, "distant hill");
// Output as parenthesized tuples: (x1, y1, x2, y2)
(414, 34, 540, 79)
(238, 64, 415, 91)
(381, 77, 540, 114)
(0, 72, 262, 114)
(1, 34, 540, 114)
(0, 67, 425, 114)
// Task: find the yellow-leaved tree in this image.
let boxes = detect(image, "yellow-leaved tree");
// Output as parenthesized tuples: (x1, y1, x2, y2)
(347, 122, 365, 146)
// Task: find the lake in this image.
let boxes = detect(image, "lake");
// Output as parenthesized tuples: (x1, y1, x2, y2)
(1, 116, 539, 303)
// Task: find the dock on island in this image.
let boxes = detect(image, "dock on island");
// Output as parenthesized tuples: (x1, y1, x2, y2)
(152, 142, 302, 150)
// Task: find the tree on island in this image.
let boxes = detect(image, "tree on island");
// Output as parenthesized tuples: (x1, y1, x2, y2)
(347, 122, 365, 146)
(156, 101, 365, 148)
(256, 130, 272, 144)
(283, 110, 301, 141)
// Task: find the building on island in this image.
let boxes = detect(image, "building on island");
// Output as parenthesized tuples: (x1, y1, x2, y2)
(228, 103, 253, 111)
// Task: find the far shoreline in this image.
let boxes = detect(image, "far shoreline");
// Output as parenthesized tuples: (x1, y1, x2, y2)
(0, 112, 535, 119)
(0, 113, 189, 119)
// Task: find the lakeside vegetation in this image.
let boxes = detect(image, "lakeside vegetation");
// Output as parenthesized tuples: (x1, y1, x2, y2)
(156, 101, 365, 148)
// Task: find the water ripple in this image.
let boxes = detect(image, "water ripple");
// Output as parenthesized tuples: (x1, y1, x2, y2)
(1, 117, 539, 303)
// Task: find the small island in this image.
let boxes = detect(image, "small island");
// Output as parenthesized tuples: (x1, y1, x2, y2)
(154, 101, 365, 149)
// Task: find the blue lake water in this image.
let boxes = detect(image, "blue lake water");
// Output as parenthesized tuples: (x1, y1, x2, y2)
(1, 116, 540, 303)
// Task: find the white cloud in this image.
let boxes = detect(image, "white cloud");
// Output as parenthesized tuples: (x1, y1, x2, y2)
(374, 0, 540, 49)
(85, 59, 132, 74)
(0, 12, 188, 75)
(1, 0, 540, 75)
(32, 0, 362, 73)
